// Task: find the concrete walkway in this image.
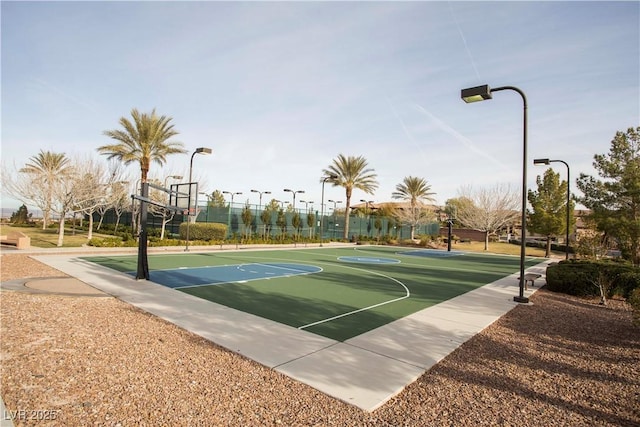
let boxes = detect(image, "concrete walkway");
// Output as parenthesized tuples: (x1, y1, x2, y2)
(11, 250, 548, 411)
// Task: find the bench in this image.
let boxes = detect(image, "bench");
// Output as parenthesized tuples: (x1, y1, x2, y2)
(0, 231, 31, 249)
(518, 273, 542, 290)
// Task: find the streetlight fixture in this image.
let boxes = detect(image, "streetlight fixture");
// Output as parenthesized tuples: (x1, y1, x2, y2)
(222, 191, 242, 239)
(320, 174, 338, 246)
(461, 84, 529, 303)
(164, 175, 183, 188)
(534, 158, 571, 260)
(251, 189, 271, 215)
(222, 191, 243, 205)
(299, 200, 314, 213)
(359, 199, 375, 214)
(185, 147, 212, 251)
(251, 189, 271, 238)
(328, 199, 342, 210)
(283, 189, 305, 209)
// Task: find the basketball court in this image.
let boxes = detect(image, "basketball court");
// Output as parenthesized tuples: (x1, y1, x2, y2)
(33, 245, 549, 410)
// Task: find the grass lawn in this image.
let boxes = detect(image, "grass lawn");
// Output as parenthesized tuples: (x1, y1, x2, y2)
(0, 224, 112, 248)
(446, 240, 557, 258)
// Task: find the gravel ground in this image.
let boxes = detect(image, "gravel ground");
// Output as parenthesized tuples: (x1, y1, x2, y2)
(1, 253, 639, 426)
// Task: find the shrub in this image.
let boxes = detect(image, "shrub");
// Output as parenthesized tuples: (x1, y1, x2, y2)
(148, 237, 183, 247)
(418, 235, 431, 247)
(545, 260, 638, 297)
(615, 271, 640, 299)
(628, 287, 640, 326)
(87, 237, 136, 247)
(178, 222, 227, 241)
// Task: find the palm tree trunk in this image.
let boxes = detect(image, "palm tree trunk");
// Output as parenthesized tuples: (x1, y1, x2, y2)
(343, 188, 352, 240)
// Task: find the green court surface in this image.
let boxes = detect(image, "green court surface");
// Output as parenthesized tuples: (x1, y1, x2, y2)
(83, 246, 542, 341)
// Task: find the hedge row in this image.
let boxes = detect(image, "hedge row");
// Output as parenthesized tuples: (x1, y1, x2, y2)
(545, 260, 640, 299)
(178, 222, 227, 241)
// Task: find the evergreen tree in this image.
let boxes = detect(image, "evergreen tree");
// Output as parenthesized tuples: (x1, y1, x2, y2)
(276, 208, 287, 240)
(10, 204, 32, 225)
(208, 190, 227, 208)
(576, 127, 640, 265)
(241, 203, 253, 239)
(528, 169, 574, 257)
(292, 212, 302, 239)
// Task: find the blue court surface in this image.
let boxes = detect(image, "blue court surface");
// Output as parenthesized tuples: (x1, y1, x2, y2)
(134, 263, 322, 289)
(397, 249, 466, 258)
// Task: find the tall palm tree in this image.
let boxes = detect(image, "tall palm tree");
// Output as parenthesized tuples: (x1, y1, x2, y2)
(392, 176, 436, 239)
(322, 154, 378, 240)
(98, 108, 186, 184)
(19, 150, 72, 229)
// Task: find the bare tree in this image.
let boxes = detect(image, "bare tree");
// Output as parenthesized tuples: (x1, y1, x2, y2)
(392, 202, 435, 239)
(72, 155, 118, 240)
(111, 183, 131, 233)
(1, 151, 72, 229)
(575, 227, 613, 261)
(144, 177, 178, 240)
(95, 164, 130, 231)
(455, 184, 520, 250)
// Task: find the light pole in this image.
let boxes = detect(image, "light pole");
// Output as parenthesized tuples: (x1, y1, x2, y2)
(534, 158, 571, 260)
(199, 192, 213, 222)
(328, 199, 342, 239)
(251, 189, 271, 214)
(185, 147, 212, 251)
(164, 175, 183, 189)
(299, 200, 314, 239)
(359, 199, 374, 215)
(284, 189, 305, 210)
(251, 189, 271, 239)
(223, 191, 242, 239)
(299, 200, 314, 213)
(320, 174, 338, 246)
(360, 199, 375, 237)
(461, 84, 529, 303)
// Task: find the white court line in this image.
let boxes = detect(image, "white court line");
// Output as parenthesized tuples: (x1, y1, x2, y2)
(173, 263, 321, 290)
(252, 262, 323, 274)
(298, 270, 410, 330)
(215, 252, 413, 330)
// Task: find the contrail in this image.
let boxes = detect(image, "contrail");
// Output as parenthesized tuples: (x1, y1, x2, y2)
(32, 78, 98, 112)
(387, 97, 429, 164)
(449, 1, 482, 81)
(413, 104, 511, 171)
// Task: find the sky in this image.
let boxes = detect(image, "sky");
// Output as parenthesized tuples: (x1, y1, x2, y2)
(1, 1, 639, 212)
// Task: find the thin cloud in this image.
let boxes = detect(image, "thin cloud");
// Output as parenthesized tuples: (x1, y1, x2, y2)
(413, 104, 511, 172)
(31, 78, 98, 113)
